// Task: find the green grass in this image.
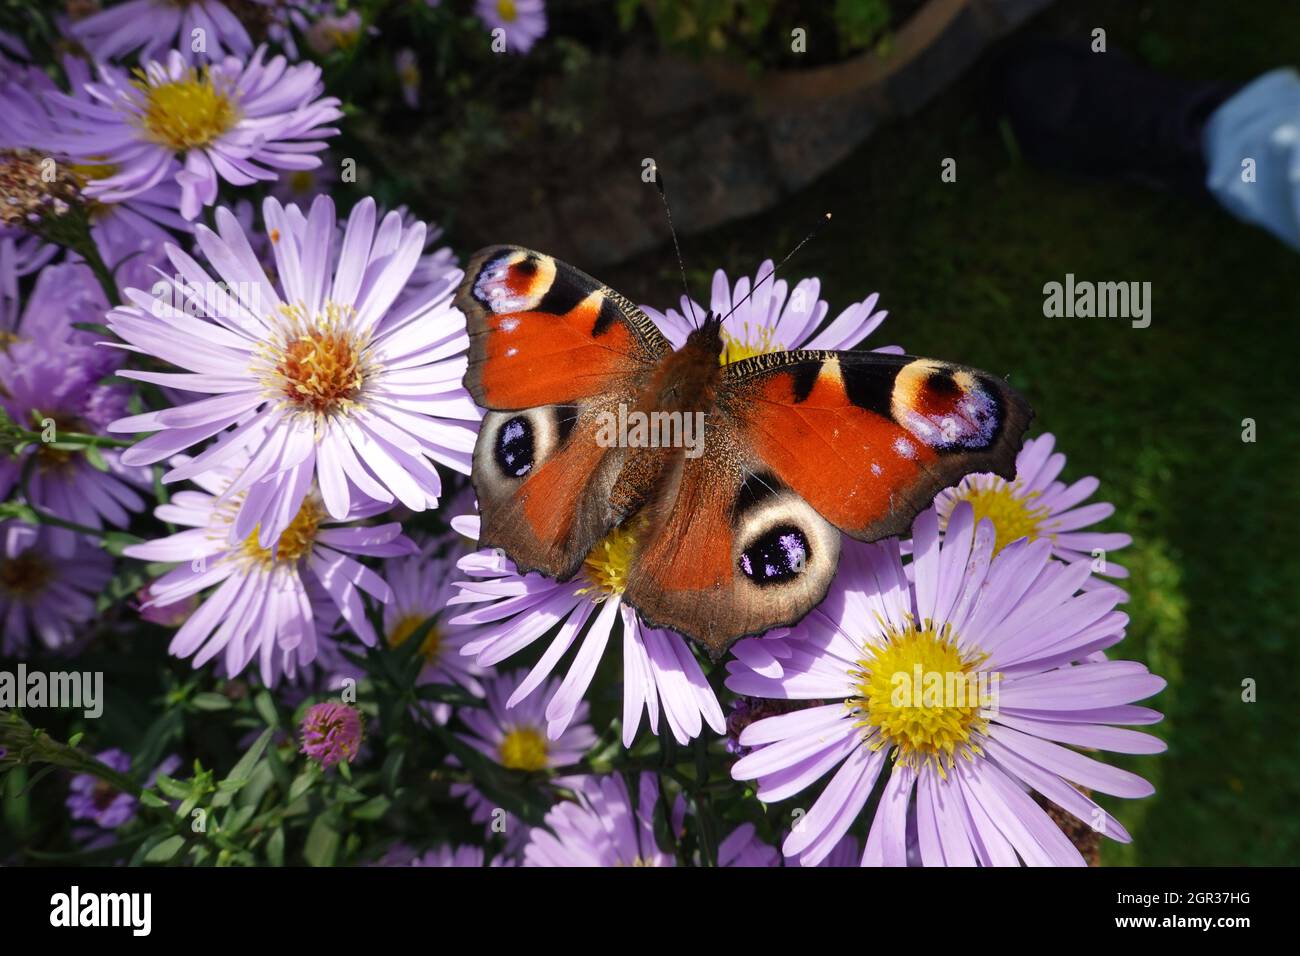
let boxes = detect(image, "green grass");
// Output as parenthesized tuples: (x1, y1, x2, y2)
(608, 0, 1300, 864)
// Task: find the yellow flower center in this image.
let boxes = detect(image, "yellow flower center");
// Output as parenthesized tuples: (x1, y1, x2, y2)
(497, 0, 519, 22)
(264, 302, 370, 419)
(242, 498, 323, 565)
(849, 617, 995, 774)
(387, 614, 442, 663)
(577, 518, 644, 598)
(32, 413, 82, 471)
(67, 160, 118, 183)
(66, 161, 118, 219)
(288, 169, 315, 194)
(135, 69, 238, 151)
(0, 552, 51, 598)
(329, 27, 361, 49)
(498, 726, 548, 771)
(949, 479, 1051, 556)
(719, 322, 783, 364)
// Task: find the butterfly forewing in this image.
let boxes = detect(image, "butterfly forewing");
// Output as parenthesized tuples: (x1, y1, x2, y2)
(457, 246, 670, 578)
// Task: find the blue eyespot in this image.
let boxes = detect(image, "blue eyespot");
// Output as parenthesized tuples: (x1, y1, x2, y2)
(739, 526, 809, 585)
(495, 416, 534, 478)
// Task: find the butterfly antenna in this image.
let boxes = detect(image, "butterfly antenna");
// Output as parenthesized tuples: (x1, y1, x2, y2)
(719, 212, 832, 326)
(651, 166, 702, 330)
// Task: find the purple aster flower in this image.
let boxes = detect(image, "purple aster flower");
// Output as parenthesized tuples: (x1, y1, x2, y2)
(0, 341, 148, 557)
(523, 773, 675, 867)
(269, 152, 338, 209)
(66, 748, 138, 829)
(395, 49, 420, 109)
(105, 195, 479, 546)
(475, 0, 547, 54)
(388, 207, 458, 307)
(929, 432, 1132, 590)
(376, 842, 512, 866)
(717, 822, 781, 867)
(0, 522, 112, 654)
(262, 0, 320, 61)
(299, 700, 363, 770)
(449, 668, 596, 852)
(46, 48, 341, 220)
(304, 8, 375, 57)
(641, 259, 894, 359)
(0, 29, 28, 77)
(449, 515, 725, 745)
(67, 0, 256, 63)
(1, 58, 191, 264)
(1, 261, 102, 347)
(382, 539, 485, 724)
(123, 443, 416, 684)
(816, 834, 864, 867)
(727, 502, 1166, 866)
(134, 582, 199, 627)
(0, 228, 57, 301)
(411, 845, 481, 867)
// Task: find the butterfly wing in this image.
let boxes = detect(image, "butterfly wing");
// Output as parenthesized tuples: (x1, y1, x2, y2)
(623, 349, 1031, 657)
(461, 245, 670, 410)
(458, 247, 671, 578)
(721, 349, 1032, 540)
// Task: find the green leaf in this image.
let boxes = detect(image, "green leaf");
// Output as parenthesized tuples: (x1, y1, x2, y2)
(413, 682, 487, 707)
(253, 689, 279, 729)
(266, 826, 285, 867)
(210, 728, 273, 809)
(352, 795, 391, 821)
(139, 790, 169, 809)
(144, 835, 186, 864)
(152, 773, 191, 801)
(380, 749, 405, 796)
(288, 769, 318, 803)
(83, 444, 109, 472)
(303, 813, 340, 867)
(102, 531, 145, 556)
(191, 692, 233, 712)
(219, 804, 255, 836)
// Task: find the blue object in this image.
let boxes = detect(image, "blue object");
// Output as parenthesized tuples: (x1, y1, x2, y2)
(1204, 68, 1300, 250)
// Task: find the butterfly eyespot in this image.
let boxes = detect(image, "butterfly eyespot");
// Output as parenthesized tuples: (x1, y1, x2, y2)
(738, 525, 810, 585)
(494, 415, 534, 478)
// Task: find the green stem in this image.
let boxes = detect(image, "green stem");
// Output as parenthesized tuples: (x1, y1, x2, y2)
(77, 232, 122, 308)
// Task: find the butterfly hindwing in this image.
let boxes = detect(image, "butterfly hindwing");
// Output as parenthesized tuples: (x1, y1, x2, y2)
(458, 246, 671, 578)
(622, 348, 1031, 657)
(624, 433, 843, 659)
(471, 402, 631, 579)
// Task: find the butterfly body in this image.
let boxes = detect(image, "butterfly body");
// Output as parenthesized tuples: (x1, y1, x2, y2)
(458, 246, 1032, 658)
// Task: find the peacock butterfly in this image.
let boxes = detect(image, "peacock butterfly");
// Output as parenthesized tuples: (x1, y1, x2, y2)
(456, 245, 1032, 658)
